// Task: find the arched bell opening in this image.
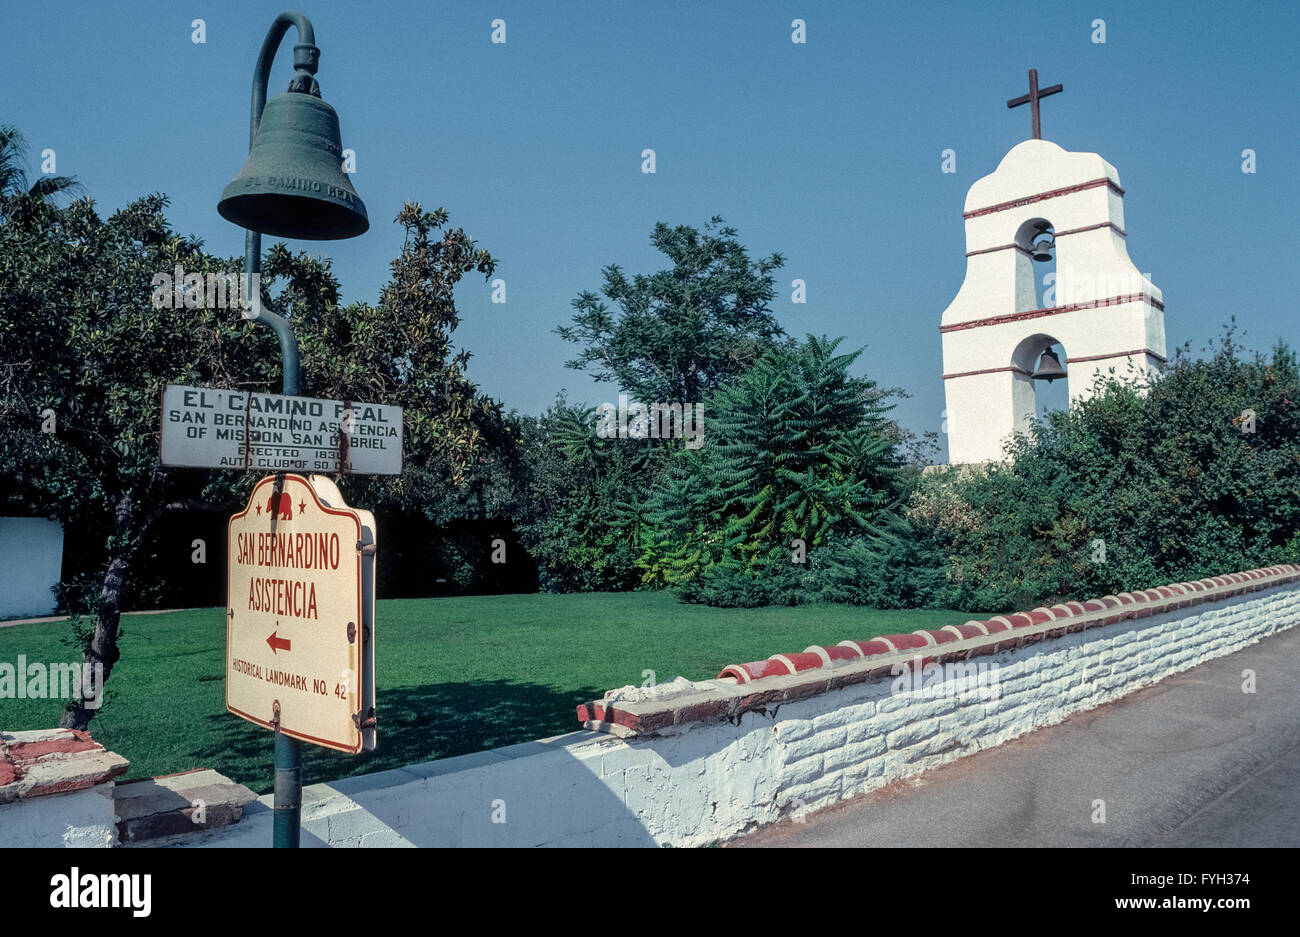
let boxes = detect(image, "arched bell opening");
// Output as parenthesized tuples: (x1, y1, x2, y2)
(1015, 217, 1056, 310)
(1011, 332, 1069, 433)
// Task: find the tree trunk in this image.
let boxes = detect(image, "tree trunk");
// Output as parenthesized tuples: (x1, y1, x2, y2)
(59, 495, 136, 732)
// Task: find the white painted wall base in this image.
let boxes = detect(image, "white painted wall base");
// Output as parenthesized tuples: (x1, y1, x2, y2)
(0, 784, 117, 848)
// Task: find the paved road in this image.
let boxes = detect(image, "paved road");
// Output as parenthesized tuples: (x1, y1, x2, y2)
(734, 625, 1300, 847)
(0, 607, 212, 628)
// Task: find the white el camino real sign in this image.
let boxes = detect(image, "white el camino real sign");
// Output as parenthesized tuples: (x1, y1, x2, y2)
(160, 384, 402, 475)
(227, 473, 376, 753)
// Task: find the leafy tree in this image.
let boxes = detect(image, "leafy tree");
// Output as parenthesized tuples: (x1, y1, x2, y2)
(556, 216, 787, 404)
(0, 170, 500, 729)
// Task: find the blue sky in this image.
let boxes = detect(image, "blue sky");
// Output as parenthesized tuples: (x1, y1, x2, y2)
(3, 0, 1297, 457)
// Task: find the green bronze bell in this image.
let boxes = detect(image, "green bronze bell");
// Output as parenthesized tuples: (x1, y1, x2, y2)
(218, 89, 368, 240)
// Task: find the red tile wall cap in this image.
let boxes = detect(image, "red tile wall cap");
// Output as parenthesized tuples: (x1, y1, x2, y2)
(804, 644, 862, 666)
(839, 639, 893, 657)
(716, 666, 748, 684)
(717, 659, 789, 683)
(875, 633, 932, 652)
(747, 659, 792, 680)
(583, 565, 1300, 728)
(918, 628, 959, 645)
(771, 652, 824, 674)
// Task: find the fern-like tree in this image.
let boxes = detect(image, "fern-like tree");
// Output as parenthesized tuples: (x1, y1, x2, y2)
(638, 335, 905, 605)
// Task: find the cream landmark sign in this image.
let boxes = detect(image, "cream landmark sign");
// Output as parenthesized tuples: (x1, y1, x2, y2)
(227, 473, 376, 753)
(161, 384, 402, 475)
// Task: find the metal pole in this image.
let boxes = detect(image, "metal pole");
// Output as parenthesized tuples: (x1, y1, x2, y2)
(242, 228, 300, 397)
(242, 10, 318, 847)
(273, 730, 303, 848)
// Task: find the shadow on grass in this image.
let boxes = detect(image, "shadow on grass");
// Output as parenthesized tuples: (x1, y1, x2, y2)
(190, 679, 604, 795)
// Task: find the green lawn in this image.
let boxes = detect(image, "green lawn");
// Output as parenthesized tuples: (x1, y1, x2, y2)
(0, 593, 977, 794)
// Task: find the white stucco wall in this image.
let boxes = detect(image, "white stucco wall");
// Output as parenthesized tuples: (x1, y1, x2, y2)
(0, 517, 64, 619)
(172, 578, 1297, 848)
(0, 784, 117, 848)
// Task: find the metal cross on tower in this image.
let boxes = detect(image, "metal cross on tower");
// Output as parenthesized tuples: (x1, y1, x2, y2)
(1007, 68, 1063, 140)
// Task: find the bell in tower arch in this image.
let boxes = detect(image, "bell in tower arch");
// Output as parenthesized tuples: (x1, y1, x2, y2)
(1031, 347, 1067, 383)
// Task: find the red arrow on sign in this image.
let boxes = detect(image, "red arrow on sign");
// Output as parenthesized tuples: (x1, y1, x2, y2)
(266, 631, 291, 654)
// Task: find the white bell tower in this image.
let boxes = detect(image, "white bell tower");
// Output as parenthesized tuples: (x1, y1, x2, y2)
(941, 73, 1166, 464)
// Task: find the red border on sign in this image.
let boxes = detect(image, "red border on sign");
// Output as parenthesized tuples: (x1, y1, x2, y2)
(225, 473, 364, 754)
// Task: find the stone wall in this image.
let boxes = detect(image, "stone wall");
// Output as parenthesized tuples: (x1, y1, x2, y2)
(189, 565, 1299, 847)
